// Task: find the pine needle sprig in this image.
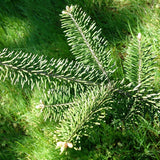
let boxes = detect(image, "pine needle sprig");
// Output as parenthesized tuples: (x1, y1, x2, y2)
(61, 5, 116, 78)
(0, 48, 108, 90)
(55, 84, 113, 147)
(124, 33, 160, 120)
(124, 33, 157, 88)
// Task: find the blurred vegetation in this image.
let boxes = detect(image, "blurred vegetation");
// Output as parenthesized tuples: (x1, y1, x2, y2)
(0, 0, 160, 159)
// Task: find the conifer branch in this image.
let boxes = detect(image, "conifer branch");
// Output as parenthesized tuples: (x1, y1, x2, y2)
(61, 6, 116, 79)
(65, 7, 107, 76)
(45, 102, 75, 108)
(124, 33, 160, 119)
(0, 49, 107, 89)
(137, 33, 142, 86)
(124, 34, 157, 88)
(55, 85, 113, 145)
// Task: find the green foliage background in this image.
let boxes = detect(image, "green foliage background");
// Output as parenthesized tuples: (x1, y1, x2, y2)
(0, 0, 160, 159)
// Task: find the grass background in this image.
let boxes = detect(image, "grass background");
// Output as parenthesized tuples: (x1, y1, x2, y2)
(0, 0, 160, 159)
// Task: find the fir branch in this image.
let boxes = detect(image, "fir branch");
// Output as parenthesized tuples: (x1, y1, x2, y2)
(124, 33, 157, 88)
(37, 101, 75, 122)
(55, 84, 113, 145)
(124, 33, 160, 120)
(61, 6, 115, 78)
(137, 33, 142, 86)
(44, 102, 75, 108)
(64, 7, 107, 75)
(0, 49, 107, 89)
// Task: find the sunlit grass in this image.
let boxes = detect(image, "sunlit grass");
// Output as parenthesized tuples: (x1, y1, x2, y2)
(0, 16, 31, 49)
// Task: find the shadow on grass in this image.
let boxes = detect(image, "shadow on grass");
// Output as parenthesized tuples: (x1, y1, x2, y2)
(0, 0, 72, 60)
(0, 81, 28, 160)
(0, 123, 25, 160)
